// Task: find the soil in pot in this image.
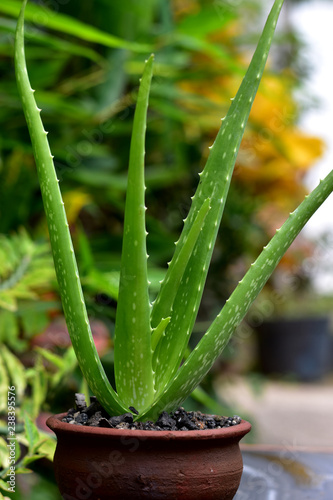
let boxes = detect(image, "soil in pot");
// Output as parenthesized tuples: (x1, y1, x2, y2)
(61, 393, 243, 431)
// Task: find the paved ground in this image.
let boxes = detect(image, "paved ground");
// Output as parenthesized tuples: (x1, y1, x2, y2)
(215, 375, 333, 448)
(236, 448, 333, 499)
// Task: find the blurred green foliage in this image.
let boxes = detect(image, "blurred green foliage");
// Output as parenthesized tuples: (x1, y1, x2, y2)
(0, 341, 83, 499)
(0, 1, 325, 495)
(0, 230, 56, 353)
(1, 0, 315, 321)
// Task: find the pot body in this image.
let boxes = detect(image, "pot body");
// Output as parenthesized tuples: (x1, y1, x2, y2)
(47, 413, 251, 500)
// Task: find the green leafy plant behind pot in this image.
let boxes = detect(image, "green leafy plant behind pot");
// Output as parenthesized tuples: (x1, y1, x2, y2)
(15, 0, 333, 421)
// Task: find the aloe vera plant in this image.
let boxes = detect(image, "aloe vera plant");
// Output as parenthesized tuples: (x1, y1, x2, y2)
(15, 0, 333, 421)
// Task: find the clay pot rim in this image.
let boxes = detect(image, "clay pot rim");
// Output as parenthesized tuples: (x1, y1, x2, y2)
(47, 412, 251, 441)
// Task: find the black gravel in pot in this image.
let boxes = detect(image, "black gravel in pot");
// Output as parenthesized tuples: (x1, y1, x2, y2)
(61, 394, 242, 431)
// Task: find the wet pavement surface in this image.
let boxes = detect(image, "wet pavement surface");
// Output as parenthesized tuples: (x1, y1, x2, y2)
(236, 446, 333, 499)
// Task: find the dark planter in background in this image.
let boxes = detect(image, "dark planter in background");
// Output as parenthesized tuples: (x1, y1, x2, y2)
(256, 316, 331, 381)
(47, 413, 251, 500)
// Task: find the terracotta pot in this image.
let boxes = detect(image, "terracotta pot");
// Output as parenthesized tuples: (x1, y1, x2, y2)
(47, 413, 251, 500)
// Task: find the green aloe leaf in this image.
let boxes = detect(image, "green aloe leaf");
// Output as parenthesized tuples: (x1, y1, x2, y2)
(113, 55, 155, 412)
(15, 0, 127, 416)
(151, 0, 285, 397)
(151, 197, 211, 330)
(151, 317, 171, 352)
(141, 169, 333, 420)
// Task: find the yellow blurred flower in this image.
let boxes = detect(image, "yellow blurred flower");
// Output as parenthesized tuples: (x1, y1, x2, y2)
(173, 0, 325, 273)
(62, 189, 92, 226)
